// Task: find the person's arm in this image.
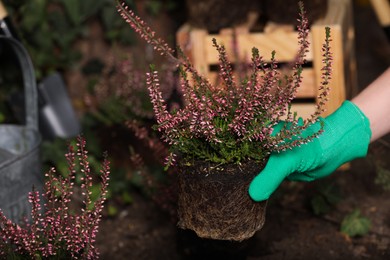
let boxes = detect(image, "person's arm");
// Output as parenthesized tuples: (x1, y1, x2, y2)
(249, 67, 390, 202)
(352, 67, 390, 142)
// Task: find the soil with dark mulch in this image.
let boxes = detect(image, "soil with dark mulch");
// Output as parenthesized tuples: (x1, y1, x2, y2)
(177, 160, 267, 242)
(96, 139, 390, 259)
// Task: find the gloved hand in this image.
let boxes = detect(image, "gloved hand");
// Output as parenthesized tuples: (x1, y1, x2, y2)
(249, 101, 372, 201)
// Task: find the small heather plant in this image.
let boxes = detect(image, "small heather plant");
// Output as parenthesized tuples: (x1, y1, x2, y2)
(117, 0, 332, 167)
(0, 136, 110, 259)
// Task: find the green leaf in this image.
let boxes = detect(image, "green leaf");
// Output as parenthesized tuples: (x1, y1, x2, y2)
(310, 182, 342, 215)
(310, 195, 330, 215)
(19, 0, 47, 31)
(0, 112, 5, 123)
(319, 183, 342, 205)
(89, 183, 102, 203)
(60, 0, 82, 25)
(108, 205, 118, 217)
(80, 0, 106, 18)
(121, 191, 133, 204)
(101, 5, 119, 29)
(375, 165, 390, 191)
(340, 209, 371, 237)
(145, 0, 163, 16)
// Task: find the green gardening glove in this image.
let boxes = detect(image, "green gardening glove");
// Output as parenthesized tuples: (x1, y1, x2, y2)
(249, 101, 372, 201)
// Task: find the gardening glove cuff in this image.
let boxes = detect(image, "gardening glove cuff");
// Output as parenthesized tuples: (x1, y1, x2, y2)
(319, 101, 371, 164)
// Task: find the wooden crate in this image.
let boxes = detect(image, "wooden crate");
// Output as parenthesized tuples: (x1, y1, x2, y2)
(176, 0, 357, 118)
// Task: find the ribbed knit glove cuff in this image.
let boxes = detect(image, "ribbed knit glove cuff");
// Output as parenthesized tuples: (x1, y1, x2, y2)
(324, 100, 372, 160)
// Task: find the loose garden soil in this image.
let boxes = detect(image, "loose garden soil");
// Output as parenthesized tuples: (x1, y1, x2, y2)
(177, 160, 267, 241)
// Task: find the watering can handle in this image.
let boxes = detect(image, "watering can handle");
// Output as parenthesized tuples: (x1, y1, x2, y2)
(0, 36, 38, 130)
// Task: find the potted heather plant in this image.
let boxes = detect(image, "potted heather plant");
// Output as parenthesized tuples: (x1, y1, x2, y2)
(117, 0, 332, 241)
(0, 136, 110, 259)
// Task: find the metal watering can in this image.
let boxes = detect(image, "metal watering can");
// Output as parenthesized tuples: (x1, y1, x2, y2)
(0, 35, 43, 222)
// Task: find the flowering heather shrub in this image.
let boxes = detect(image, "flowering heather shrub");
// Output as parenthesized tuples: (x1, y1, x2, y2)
(0, 136, 110, 259)
(117, 0, 332, 167)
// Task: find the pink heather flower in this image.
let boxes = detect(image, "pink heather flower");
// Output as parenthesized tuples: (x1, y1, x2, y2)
(0, 136, 110, 259)
(117, 2, 174, 58)
(117, 0, 333, 165)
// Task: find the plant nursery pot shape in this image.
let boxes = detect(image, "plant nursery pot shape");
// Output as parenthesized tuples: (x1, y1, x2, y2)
(177, 160, 267, 241)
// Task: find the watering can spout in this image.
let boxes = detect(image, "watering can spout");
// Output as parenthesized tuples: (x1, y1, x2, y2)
(38, 72, 81, 139)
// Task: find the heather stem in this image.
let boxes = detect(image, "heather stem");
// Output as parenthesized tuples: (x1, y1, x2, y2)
(311, 26, 332, 122)
(116, 0, 175, 60)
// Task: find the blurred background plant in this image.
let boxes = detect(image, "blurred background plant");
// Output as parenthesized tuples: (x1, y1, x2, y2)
(0, 0, 182, 218)
(2, 0, 136, 79)
(80, 53, 180, 216)
(371, 140, 390, 192)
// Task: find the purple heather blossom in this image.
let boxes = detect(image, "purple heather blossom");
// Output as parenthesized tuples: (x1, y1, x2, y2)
(117, 0, 333, 165)
(0, 136, 110, 259)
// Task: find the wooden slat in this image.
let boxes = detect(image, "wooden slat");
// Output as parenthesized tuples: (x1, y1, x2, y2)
(311, 0, 352, 116)
(313, 0, 353, 57)
(370, 0, 390, 26)
(312, 24, 346, 116)
(191, 29, 209, 75)
(204, 31, 314, 64)
(176, 24, 191, 55)
(289, 103, 317, 120)
(208, 68, 317, 98)
(299, 69, 317, 98)
(0, 1, 7, 20)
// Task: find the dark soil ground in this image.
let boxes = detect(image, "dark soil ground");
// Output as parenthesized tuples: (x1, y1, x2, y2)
(96, 2, 390, 259)
(96, 143, 390, 259)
